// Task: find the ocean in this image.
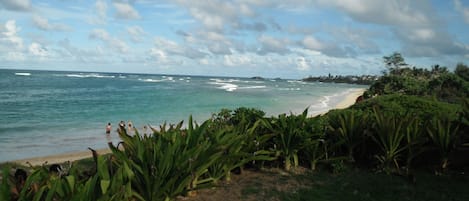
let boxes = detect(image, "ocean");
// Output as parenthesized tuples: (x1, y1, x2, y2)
(0, 69, 366, 162)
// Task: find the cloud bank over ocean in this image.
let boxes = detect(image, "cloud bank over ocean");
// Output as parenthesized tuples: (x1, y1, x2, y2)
(0, 0, 468, 78)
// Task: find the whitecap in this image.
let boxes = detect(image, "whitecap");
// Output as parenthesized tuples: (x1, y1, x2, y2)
(239, 85, 267, 89)
(139, 78, 164, 82)
(287, 80, 307, 84)
(15, 72, 31, 76)
(239, 80, 265, 84)
(219, 83, 238, 91)
(66, 73, 115, 78)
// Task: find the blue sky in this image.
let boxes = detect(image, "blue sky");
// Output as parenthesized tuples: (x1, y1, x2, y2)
(0, 0, 468, 78)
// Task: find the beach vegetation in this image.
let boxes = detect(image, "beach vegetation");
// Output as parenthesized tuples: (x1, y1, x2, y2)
(326, 109, 368, 162)
(426, 117, 460, 171)
(383, 52, 408, 75)
(2, 54, 469, 201)
(262, 109, 311, 171)
(455, 63, 469, 81)
(370, 108, 408, 174)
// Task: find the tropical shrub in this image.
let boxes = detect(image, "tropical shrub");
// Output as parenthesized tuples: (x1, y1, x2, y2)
(370, 108, 408, 174)
(403, 116, 426, 174)
(108, 118, 227, 201)
(326, 109, 368, 162)
(426, 117, 460, 171)
(428, 73, 469, 103)
(262, 109, 311, 171)
(455, 63, 469, 82)
(351, 94, 461, 121)
(299, 116, 329, 170)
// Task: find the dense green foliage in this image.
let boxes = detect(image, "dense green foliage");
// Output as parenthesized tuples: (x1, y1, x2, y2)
(365, 62, 469, 104)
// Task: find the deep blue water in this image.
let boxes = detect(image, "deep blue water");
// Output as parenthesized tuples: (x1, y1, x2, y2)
(0, 69, 366, 162)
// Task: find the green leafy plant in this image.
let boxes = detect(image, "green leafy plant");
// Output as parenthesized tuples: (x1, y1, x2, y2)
(207, 119, 274, 183)
(426, 118, 460, 171)
(109, 116, 225, 201)
(263, 109, 310, 171)
(371, 108, 407, 174)
(327, 110, 367, 162)
(403, 116, 426, 175)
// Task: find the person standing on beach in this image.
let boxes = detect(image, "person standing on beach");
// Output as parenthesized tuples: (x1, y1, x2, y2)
(127, 121, 134, 135)
(106, 122, 112, 143)
(106, 123, 112, 134)
(117, 121, 125, 133)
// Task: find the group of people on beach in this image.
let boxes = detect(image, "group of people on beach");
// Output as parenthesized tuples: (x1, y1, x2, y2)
(105, 121, 149, 137)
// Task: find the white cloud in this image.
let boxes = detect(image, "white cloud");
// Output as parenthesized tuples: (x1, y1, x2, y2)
(326, 26, 381, 55)
(205, 31, 226, 42)
(296, 57, 311, 71)
(411, 28, 435, 41)
(1, 20, 25, 61)
(315, 0, 469, 58)
(32, 15, 71, 31)
(148, 47, 185, 66)
(113, 1, 141, 20)
(1, 20, 23, 49)
(149, 48, 168, 63)
(126, 26, 146, 42)
(199, 58, 210, 65)
(395, 28, 468, 57)
(5, 51, 25, 61)
(316, 0, 433, 27)
(0, 0, 31, 11)
(257, 35, 290, 55)
(29, 42, 48, 57)
(302, 36, 324, 50)
(454, 0, 469, 24)
(58, 38, 106, 63)
(153, 36, 206, 59)
(90, 0, 108, 24)
(174, 0, 259, 31)
(89, 29, 129, 53)
(223, 54, 253, 66)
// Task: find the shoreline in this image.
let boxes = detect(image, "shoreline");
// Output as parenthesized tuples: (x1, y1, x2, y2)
(7, 88, 366, 167)
(10, 148, 111, 167)
(334, 88, 366, 110)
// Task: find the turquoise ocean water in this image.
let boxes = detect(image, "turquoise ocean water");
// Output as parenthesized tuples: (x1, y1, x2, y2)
(0, 69, 366, 162)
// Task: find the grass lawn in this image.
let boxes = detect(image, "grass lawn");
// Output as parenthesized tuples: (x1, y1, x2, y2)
(184, 166, 469, 201)
(269, 168, 469, 201)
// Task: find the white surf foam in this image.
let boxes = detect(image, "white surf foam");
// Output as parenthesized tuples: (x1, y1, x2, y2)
(15, 72, 31, 76)
(208, 79, 239, 91)
(221, 84, 238, 91)
(139, 78, 164, 82)
(66, 73, 115, 78)
(239, 85, 267, 89)
(287, 80, 307, 84)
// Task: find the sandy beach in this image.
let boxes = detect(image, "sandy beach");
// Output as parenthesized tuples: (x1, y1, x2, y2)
(335, 88, 366, 109)
(11, 148, 111, 167)
(8, 88, 366, 167)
